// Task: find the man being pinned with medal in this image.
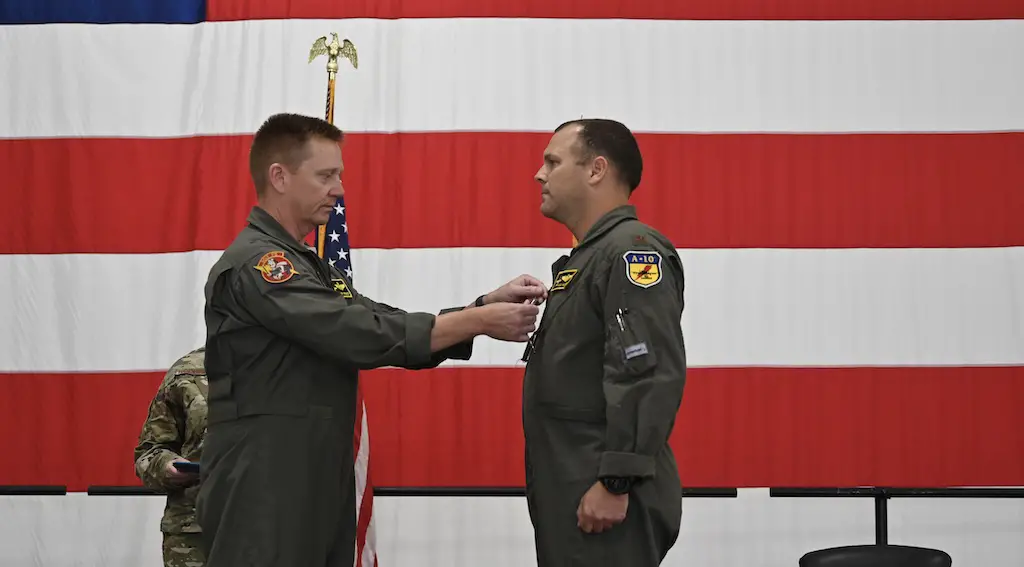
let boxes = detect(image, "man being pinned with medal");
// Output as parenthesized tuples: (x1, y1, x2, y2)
(521, 118, 688, 566)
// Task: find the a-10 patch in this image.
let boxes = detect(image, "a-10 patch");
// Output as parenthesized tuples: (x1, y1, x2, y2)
(623, 250, 662, 288)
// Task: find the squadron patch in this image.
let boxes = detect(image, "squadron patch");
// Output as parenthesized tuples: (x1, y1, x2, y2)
(331, 278, 354, 298)
(253, 251, 298, 284)
(623, 250, 662, 288)
(550, 269, 579, 292)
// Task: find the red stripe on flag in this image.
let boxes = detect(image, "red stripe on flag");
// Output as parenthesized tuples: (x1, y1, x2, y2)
(0, 371, 163, 491)
(3, 365, 1023, 491)
(353, 387, 375, 566)
(367, 365, 1024, 488)
(4, 132, 1023, 254)
(205, 0, 1024, 21)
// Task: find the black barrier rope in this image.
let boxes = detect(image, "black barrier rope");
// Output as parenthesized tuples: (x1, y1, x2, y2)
(8, 484, 1024, 551)
(372, 487, 738, 498)
(9, 484, 1024, 565)
(21, 486, 734, 498)
(0, 485, 67, 496)
(769, 487, 1024, 546)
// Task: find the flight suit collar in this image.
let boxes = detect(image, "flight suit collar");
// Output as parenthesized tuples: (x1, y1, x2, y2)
(247, 206, 308, 252)
(530, 204, 640, 365)
(575, 204, 637, 251)
(550, 204, 638, 284)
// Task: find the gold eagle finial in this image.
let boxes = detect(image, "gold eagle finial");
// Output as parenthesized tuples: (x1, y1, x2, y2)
(309, 33, 358, 71)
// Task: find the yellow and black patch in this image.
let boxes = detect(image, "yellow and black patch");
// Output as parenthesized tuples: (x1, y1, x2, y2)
(623, 250, 662, 288)
(550, 269, 579, 292)
(331, 278, 354, 298)
(253, 251, 299, 284)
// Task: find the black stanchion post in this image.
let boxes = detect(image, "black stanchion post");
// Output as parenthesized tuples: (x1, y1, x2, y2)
(874, 491, 888, 545)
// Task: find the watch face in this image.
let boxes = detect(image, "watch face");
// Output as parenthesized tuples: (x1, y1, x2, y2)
(603, 478, 629, 493)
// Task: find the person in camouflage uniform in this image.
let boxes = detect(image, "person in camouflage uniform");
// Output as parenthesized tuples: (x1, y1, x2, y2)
(133, 347, 208, 567)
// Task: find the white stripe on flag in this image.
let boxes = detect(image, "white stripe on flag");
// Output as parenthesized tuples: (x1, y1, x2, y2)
(3, 247, 1023, 373)
(2, 19, 1022, 138)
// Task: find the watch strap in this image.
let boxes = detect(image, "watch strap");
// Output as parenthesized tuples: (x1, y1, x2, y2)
(600, 476, 635, 495)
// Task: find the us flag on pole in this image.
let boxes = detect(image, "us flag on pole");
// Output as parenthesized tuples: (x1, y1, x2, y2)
(317, 198, 378, 567)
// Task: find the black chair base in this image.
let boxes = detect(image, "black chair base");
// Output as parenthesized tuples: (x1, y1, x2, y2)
(799, 544, 952, 567)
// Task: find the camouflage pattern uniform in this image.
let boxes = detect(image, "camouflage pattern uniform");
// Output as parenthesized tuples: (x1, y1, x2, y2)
(133, 347, 208, 567)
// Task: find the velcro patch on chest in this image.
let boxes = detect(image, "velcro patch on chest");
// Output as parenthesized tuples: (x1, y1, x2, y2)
(254, 251, 299, 284)
(550, 268, 579, 292)
(623, 250, 662, 288)
(331, 278, 354, 298)
(624, 342, 649, 360)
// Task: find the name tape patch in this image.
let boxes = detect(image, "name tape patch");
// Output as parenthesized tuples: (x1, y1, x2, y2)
(624, 342, 649, 360)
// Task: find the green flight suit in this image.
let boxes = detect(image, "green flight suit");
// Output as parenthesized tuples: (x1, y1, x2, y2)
(522, 204, 687, 567)
(197, 206, 475, 567)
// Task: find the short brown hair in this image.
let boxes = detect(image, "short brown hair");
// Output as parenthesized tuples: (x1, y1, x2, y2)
(249, 113, 344, 196)
(555, 118, 642, 193)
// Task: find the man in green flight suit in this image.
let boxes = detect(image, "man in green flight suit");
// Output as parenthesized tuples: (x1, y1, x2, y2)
(197, 112, 547, 567)
(134, 346, 208, 567)
(522, 118, 688, 566)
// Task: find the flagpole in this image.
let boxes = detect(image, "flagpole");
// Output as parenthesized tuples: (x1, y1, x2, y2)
(308, 32, 358, 256)
(308, 33, 373, 567)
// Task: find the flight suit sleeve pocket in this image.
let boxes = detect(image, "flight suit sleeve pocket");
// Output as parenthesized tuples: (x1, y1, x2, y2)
(611, 308, 658, 377)
(622, 341, 657, 376)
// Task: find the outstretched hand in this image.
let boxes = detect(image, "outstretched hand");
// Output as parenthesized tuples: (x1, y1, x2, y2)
(485, 274, 549, 306)
(477, 302, 540, 342)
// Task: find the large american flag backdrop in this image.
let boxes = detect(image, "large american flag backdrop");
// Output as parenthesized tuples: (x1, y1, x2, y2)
(1, 0, 1023, 564)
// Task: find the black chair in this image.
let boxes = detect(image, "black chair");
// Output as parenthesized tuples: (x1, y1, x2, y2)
(800, 544, 952, 567)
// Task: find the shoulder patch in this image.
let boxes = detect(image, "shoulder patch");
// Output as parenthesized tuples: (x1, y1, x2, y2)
(331, 278, 354, 298)
(253, 251, 299, 284)
(623, 250, 662, 288)
(550, 268, 579, 292)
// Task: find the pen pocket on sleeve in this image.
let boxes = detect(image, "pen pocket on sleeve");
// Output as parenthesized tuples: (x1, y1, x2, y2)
(614, 305, 658, 377)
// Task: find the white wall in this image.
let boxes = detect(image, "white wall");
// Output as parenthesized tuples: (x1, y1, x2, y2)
(3, 489, 1023, 566)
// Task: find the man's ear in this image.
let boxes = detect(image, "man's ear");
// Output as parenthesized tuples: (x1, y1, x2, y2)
(588, 156, 609, 186)
(267, 163, 287, 195)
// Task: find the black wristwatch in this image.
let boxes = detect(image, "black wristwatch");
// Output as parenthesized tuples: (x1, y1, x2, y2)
(600, 476, 635, 495)
(474, 295, 487, 307)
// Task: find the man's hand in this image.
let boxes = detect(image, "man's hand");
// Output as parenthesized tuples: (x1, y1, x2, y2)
(484, 274, 548, 306)
(476, 302, 539, 342)
(576, 481, 628, 534)
(164, 458, 198, 485)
